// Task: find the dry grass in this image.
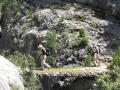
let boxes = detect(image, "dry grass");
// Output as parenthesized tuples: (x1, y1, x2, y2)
(34, 63, 107, 76)
(35, 67, 93, 74)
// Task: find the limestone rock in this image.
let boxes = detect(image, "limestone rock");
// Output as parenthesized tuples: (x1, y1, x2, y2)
(0, 55, 24, 90)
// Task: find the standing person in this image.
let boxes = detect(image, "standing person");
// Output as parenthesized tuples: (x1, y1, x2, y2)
(91, 43, 100, 66)
(38, 44, 51, 70)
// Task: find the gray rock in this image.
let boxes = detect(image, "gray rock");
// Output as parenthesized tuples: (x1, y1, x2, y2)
(0, 55, 24, 90)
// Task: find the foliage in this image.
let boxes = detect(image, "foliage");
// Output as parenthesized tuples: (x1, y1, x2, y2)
(8, 51, 35, 70)
(7, 51, 40, 90)
(72, 38, 81, 47)
(1, 0, 21, 14)
(80, 37, 88, 46)
(44, 28, 58, 56)
(62, 4, 71, 10)
(111, 46, 120, 67)
(95, 47, 120, 90)
(58, 15, 64, 24)
(79, 28, 85, 37)
(83, 54, 92, 66)
(43, 29, 58, 66)
(26, 9, 33, 19)
(23, 71, 41, 90)
(95, 66, 120, 90)
(0, 50, 5, 56)
(1, 0, 23, 25)
(46, 56, 55, 66)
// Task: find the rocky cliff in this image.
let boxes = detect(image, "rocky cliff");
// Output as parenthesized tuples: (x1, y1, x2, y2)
(0, 0, 120, 90)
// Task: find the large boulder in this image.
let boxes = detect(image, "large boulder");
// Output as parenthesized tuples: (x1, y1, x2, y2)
(0, 55, 24, 90)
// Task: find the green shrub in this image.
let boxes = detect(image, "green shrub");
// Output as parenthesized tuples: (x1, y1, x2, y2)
(1, 0, 21, 15)
(7, 51, 40, 90)
(43, 29, 59, 66)
(83, 54, 92, 66)
(95, 47, 120, 90)
(95, 66, 120, 90)
(111, 46, 120, 66)
(26, 9, 33, 19)
(8, 51, 35, 70)
(62, 4, 71, 10)
(79, 28, 85, 37)
(46, 56, 55, 66)
(58, 15, 64, 24)
(44, 28, 58, 56)
(72, 38, 80, 47)
(23, 71, 41, 90)
(80, 37, 88, 46)
(1, 0, 23, 25)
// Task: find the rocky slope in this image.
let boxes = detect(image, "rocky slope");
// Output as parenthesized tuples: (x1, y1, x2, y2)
(0, 0, 120, 90)
(0, 0, 117, 67)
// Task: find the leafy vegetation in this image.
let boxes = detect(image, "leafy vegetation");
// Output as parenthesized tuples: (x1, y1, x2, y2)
(26, 9, 34, 19)
(62, 4, 71, 10)
(83, 54, 92, 66)
(80, 37, 88, 46)
(58, 15, 64, 24)
(111, 47, 120, 67)
(0, 0, 23, 26)
(43, 29, 59, 66)
(79, 28, 85, 37)
(95, 46, 120, 90)
(23, 71, 41, 90)
(1, 0, 21, 15)
(44, 28, 58, 56)
(72, 38, 81, 47)
(8, 51, 35, 70)
(7, 51, 40, 90)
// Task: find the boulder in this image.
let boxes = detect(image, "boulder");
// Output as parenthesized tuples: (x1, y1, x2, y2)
(0, 55, 24, 90)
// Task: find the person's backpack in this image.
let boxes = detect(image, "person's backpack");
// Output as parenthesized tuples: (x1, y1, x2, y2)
(45, 48, 51, 56)
(96, 45, 103, 53)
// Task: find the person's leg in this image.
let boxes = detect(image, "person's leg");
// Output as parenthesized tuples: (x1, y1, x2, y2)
(43, 59, 51, 69)
(93, 53, 100, 66)
(96, 53, 100, 66)
(41, 57, 44, 70)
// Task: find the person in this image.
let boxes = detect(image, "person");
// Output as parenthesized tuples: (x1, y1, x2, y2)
(38, 44, 51, 70)
(91, 43, 101, 66)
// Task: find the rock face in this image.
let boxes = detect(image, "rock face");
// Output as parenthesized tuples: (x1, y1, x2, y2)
(0, 0, 119, 67)
(0, 55, 24, 90)
(26, 0, 120, 18)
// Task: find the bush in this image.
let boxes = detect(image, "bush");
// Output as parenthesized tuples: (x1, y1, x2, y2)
(80, 37, 88, 46)
(46, 56, 55, 66)
(95, 47, 120, 90)
(44, 28, 58, 56)
(79, 28, 85, 37)
(58, 15, 64, 24)
(7, 51, 40, 90)
(43, 29, 58, 66)
(95, 66, 120, 90)
(62, 4, 71, 10)
(83, 54, 92, 66)
(26, 9, 33, 19)
(8, 51, 35, 70)
(111, 46, 120, 67)
(23, 71, 41, 90)
(72, 38, 81, 47)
